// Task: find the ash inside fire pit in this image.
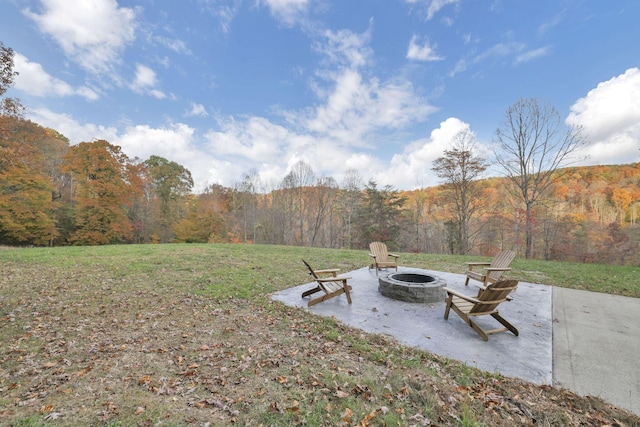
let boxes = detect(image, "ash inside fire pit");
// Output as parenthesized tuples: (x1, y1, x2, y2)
(378, 272, 446, 303)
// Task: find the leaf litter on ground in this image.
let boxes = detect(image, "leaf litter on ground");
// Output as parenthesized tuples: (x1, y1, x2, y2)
(1, 248, 639, 426)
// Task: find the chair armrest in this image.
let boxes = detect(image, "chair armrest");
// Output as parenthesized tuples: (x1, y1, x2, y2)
(316, 276, 351, 283)
(388, 253, 399, 259)
(314, 268, 340, 276)
(368, 253, 376, 258)
(466, 262, 491, 267)
(443, 287, 480, 304)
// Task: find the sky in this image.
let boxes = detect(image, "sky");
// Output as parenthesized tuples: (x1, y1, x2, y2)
(1, 0, 639, 192)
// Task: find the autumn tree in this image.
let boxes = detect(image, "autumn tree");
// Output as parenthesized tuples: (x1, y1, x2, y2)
(173, 193, 227, 243)
(0, 132, 54, 245)
(611, 187, 632, 225)
(355, 180, 407, 249)
(0, 118, 71, 245)
(63, 140, 134, 245)
(144, 155, 193, 243)
(494, 97, 585, 258)
(122, 159, 150, 243)
(173, 183, 230, 243)
(432, 129, 487, 255)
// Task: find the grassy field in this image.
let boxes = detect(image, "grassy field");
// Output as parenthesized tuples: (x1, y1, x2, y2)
(1, 244, 638, 426)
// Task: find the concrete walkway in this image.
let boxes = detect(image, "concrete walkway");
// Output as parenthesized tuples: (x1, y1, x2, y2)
(272, 266, 640, 416)
(553, 287, 640, 416)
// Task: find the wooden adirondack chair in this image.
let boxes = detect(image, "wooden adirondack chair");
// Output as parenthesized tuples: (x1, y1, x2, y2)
(465, 250, 515, 290)
(443, 279, 519, 341)
(301, 259, 353, 307)
(368, 242, 399, 276)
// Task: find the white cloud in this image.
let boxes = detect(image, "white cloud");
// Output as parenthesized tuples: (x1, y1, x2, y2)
(407, 35, 444, 61)
(257, 0, 310, 27)
(149, 89, 167, 100)
(567, 68, 640, 165)
(27, 107, 217, 192)
(474, 41, 526, 64)
(203, 24, 439, 189)
(304, 69, 436, 148)
(20, 8, 442, 193)
(450, 40, 528, 77)
(28, 107, 119, 144)
(130, 64, 166, 99)
(304, 28, 436, 148)
(316, 26, 373, 69)
(515, 46, 551, 64)
(133, 64, 157, 88)
(23, 0, 137, 74)
(186, 103, 209, 117)
(425, 0, 459, 20)
(376, 117, 471, 189)
(13, 53, 99, 100)
(115, 123, 222, 192)
(206, 116, 293, 163)
(197, 0, 242, 34)
(405, 0, 460, 21)
(153, 36, 191, 55)
(116, 123, 194, 162)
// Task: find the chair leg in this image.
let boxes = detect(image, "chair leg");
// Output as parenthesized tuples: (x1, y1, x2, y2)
(464, 276, 470, 286)
(445, 300, 489, 340)
(308, 293, 331, 307)
(491, 312, 518, 336)
(443, 294, 453, 319)
(302, 286, 322, 298)
(468, 318, 489, 341)
(344, 284, 352, 304)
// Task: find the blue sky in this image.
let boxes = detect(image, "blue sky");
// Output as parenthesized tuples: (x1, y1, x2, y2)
(2, 0, 639, 192)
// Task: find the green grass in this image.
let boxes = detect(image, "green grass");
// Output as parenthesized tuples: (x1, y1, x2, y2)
(2, 243, 639, 297)
(1, 243, 639, 426)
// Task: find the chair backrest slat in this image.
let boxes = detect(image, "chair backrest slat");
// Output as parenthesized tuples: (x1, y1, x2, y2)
(470, 279, 518, 314)
(302, 259, 319, 280)
(487, 250, 516, 280)
(369, 242, 389, 262)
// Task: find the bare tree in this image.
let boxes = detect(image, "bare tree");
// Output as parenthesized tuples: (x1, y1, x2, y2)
(308, 176, 338, 247)
(339, 169, 363, 249)
(494, 97, 585, 258)
(234, 168, 261, 242)
(282, 160, 315, 245)
(0, 42, 24, 118)
(432, 129, 487, 255)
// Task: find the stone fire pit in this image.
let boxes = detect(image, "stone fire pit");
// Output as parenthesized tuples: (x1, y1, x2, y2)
(378, 271, 446, 303)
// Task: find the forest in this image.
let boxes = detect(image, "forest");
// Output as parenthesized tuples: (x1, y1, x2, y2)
(1, 114, 639, 265)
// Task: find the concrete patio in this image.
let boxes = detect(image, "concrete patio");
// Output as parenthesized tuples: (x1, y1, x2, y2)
(272, 265, 640, 416)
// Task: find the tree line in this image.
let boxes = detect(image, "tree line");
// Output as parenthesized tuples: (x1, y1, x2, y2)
(1, 110, 639, 265)
(2, 41, 638, 264)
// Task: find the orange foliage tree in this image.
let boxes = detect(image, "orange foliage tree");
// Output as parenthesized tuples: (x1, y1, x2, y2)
(62, 140, 134, 245)
(0, 117, 69, 245)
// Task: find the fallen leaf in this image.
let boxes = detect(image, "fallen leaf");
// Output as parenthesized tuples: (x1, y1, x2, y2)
(334, 390, 349, 398)
(44, 412, 64, 420)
